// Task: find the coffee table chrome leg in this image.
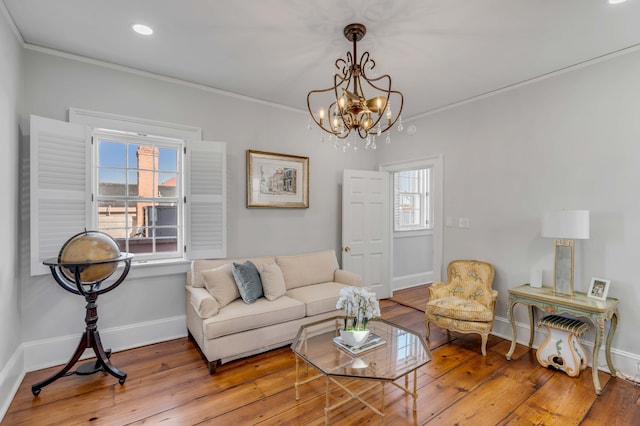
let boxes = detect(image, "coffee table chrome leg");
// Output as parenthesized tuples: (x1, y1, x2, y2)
(412, 370, 418, 411)
(295, 356, 300, 400)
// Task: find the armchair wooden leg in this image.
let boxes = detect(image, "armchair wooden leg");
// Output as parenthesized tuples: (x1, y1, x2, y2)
(480, 333, 488, 356)
(425, 319, 431, 339)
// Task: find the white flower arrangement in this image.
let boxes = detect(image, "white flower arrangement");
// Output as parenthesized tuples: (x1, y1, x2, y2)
(336, 286, 381, 331)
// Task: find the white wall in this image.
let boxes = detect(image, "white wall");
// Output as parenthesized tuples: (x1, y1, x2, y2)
(377, 48, 640, 378)
(18, 48, 377, 370)
(0, 5, 23, 417)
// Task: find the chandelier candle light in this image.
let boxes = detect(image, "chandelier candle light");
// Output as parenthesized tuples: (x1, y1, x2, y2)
(307, 23, 404, 151)
(336, 286, 381, 348)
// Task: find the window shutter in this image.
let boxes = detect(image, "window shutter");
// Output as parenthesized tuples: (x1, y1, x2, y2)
(30, 115, 91, 276)
(184, 140, 226, 259)
(393, 172, 401, 231)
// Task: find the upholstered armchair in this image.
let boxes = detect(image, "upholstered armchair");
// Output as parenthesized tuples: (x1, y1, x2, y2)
(425, 260, 497, 355)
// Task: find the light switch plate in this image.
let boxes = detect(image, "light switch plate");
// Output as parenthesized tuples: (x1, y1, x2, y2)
(459, 217, 470, 228)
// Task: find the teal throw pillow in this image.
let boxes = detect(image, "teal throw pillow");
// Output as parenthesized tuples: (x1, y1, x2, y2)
(231, 261, 264, 304)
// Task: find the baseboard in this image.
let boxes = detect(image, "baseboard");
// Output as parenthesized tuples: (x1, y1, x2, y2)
(23, 315, 187, 372)
(393, 271, 432, 291)
(492, 315, 640, 382)
(0, 346, 26, 422)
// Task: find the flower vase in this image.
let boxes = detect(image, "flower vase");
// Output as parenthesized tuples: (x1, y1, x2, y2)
(340, 329, 370, 348)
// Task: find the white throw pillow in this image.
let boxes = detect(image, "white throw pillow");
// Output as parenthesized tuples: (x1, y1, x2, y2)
(201, 264, 240, 308)
(259, 263, 287, 301)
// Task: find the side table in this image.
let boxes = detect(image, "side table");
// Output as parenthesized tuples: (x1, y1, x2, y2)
(505, 284, 619, 395)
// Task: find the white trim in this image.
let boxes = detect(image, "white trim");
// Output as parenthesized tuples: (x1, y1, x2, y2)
(392, 272, 433, 291)
(15, 34, 640, 123)
(23, 44, 305, 115)
(0, 1, 25, 46)
(22, 315, 186, 372)
(69, 108, 202, 140)
(406, 43, 640, 122)
(380, 155, 444, 283)
(0, 346, 25, 422)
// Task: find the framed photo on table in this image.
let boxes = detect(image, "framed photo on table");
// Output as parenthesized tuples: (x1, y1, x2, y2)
(246, 150, 309, 208)
(587, 278, 610, 301)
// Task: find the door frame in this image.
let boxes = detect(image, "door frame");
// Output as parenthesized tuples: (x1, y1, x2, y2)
(379, 154, 444, 289)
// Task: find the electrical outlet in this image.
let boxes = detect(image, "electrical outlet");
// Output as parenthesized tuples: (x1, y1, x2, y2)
(459, 217, 470, 228)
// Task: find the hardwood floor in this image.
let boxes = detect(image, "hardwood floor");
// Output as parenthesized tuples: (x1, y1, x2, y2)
(3, 295, 639, 425)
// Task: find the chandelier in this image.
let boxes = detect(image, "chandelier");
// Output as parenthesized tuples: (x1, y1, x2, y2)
(307, 23, 404, 151)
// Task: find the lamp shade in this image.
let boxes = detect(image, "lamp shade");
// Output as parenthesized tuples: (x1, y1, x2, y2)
(542, 210, 590, 239)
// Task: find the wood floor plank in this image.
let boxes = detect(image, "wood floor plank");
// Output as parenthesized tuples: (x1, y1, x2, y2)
(2, 297, 636, 426)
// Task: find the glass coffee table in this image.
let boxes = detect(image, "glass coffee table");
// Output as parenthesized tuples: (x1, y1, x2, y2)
(291, 317, 431, 425)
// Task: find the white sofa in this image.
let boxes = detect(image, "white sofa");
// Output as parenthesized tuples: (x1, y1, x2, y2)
(185, 250, 362, 373)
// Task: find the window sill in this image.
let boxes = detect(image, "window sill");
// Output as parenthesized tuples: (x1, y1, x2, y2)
(393, 229, 433, 239)
(116, 258, 191, 280)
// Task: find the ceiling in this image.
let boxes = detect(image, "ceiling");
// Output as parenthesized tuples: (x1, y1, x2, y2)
(4, 0, 640, 119)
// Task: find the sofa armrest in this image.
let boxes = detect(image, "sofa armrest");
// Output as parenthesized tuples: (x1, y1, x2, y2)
(334, 269, 363, 287)
(186, 286, 219, 319)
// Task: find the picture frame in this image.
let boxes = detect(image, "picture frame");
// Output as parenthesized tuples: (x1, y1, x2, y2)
(587, 278, 610, 301)
(246, 150, 309, 208)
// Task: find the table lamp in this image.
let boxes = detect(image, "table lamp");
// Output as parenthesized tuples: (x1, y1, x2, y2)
(542, 210, 590, 296)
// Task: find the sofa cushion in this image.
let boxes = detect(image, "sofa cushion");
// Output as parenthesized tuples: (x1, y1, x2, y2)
(232, 261, 263, 304)
(202, 296, 305, 339)
(190, 256, 276, 288)
(259, 263, 287, 301)
(286, 282, 346, 316)
(201, 264, 240, 308)
(425, 296, 494, 322)
(276, 250, 339, 290)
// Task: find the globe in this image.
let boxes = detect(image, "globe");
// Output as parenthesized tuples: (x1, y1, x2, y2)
(59, 231, 122, 283)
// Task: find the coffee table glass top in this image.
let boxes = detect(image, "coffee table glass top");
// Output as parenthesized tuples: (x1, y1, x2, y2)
(291, 317, 431, 381)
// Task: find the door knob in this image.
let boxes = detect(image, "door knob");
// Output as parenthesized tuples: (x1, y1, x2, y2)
(343, 246, 351, 252)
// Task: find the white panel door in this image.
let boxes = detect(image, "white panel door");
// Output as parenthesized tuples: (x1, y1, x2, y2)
(342, 170, 390, 298)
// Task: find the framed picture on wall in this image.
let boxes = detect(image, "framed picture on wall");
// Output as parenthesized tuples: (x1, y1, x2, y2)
(587, 278, 610, 301)
(246, 150, 309, 208)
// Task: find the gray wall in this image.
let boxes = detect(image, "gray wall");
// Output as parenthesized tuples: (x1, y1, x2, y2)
(377, 48, 640, 369)
(18, 49, 377, 355)
(393, 233, 433, 287)
(0, 8, 23, 410)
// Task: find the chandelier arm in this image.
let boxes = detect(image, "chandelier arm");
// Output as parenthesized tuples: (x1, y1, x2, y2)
(385, 90, 405, 129)
(307, 89, 340, 136)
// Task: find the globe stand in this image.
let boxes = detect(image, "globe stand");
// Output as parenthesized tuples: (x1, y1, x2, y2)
(32, 253, 133, 396)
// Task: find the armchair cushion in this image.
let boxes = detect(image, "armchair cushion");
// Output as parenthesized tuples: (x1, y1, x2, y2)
(425, 296, 494, 322)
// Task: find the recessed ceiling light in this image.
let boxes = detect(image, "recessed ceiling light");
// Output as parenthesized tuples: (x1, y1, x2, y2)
(608, 0, 627, 4)
(132, 24, 153, 36)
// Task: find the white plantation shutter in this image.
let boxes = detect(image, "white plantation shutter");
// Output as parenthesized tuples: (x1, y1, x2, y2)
(185, 140, 226, 259)
(30, 115, 91, 276)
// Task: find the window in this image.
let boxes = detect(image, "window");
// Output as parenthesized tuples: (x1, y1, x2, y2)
(30, 110, 227, 276)
(94, 130, 182, 259)
(393, 168, 432, 232)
